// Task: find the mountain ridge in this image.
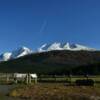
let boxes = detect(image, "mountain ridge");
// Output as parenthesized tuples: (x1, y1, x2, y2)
(0, 50, 100, 75)
(0, 46, 33, 61)
(38, 42, 95, 52)
(0, 42, 97, 61)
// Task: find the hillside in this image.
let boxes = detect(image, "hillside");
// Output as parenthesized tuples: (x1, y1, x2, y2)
(0, 50, 100, 75)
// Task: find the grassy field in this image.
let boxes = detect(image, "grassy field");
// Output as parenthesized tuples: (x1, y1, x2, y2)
(0, 76, 99, 100)
(9, 83, 100, 100)
(0, 75, 100, 84)
(8, 75, 100, 100)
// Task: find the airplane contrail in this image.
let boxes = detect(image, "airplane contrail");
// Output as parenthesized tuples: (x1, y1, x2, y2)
(39, 20, 47, 34)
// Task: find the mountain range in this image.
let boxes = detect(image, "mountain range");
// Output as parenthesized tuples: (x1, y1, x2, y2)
(0, 42, 99, 74)
(0, 42, 96, 61)
(0, 47, 32, 61)
(38, 42, 95, 52)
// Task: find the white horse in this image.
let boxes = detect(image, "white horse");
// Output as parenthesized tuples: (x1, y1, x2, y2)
(30, 74, 37, 79)
(14, 73, 27, 78)
(14, 73, 37, 79)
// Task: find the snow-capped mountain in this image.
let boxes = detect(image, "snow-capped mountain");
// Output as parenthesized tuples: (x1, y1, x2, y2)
(0, 52, 12, 61)
(38, 42, 95, 52)
(0, 47, 33, 61)
(11, 46, 33, 58)
(0, 42, 96, 61)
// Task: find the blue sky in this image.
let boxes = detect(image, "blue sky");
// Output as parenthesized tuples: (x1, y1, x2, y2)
(0, 0, 100, 53)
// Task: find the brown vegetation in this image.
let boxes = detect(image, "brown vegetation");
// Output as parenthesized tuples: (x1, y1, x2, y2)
(9, 83, 100, 100)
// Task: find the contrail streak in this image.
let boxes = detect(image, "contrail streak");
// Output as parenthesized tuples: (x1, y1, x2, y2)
(39, 20, 47, 34)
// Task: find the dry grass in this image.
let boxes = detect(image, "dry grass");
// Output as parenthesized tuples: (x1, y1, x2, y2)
(8, 83, 100, 100)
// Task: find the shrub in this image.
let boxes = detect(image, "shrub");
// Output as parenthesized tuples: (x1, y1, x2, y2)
(75, 79, 94, 86)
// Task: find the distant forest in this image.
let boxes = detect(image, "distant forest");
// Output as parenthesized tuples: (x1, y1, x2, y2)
(0, 50, 100, 75)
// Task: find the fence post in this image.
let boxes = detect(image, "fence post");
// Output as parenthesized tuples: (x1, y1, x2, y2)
(29, 73, 31, 84)
(26, 74, 29, 84)
(34, 77, 37, 84)
(14, 77, 18, 84)
(6, 73, 9, 83)
(69, 74, 72, 85)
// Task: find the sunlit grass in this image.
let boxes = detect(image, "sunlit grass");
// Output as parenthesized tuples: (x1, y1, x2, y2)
(9, 83, 100, 100)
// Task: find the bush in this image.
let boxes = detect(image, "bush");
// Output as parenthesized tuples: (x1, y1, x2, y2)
(75, 79, 94, 86)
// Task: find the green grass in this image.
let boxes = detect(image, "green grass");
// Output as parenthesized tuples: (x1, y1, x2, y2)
(38, 76, 100, 83)
(0, 75, 99, 85)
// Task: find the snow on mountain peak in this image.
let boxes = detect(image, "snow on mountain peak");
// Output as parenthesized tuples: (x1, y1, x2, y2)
(63, 42, 70, 50)
(11, 46, 33, 58)
(38, 42, 95, 52)
(47, 42, 62, 51)
(0, 43, 96, 62)
(0, 46, 33, 61)
(0, 52, 12, 61)
(38, 44, 47, 52)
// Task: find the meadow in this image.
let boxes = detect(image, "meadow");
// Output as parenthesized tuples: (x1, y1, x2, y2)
(9, 83, 100, 100)
(0, 75, 100, 100)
